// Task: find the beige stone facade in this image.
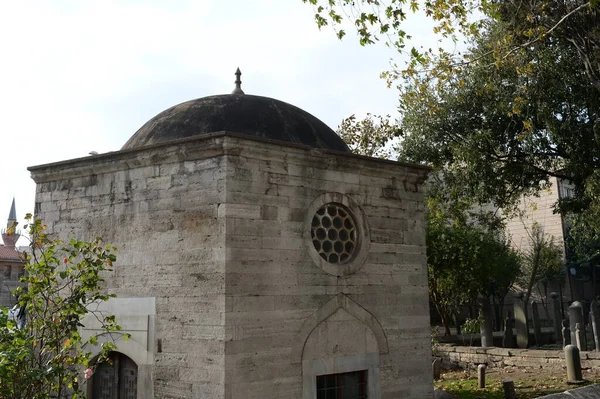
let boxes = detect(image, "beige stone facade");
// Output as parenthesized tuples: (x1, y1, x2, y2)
(0, 250, 23, 307)
(30, 132, 432, 398)
(504, 176, 570, 255)
(502, 176, 578, 301)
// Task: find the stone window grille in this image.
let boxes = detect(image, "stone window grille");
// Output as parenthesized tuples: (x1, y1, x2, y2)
(305, 193, 371, 276)
(311, 203, 357, 264)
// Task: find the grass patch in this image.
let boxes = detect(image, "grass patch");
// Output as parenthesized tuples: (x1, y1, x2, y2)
(435, 369, 600, 399)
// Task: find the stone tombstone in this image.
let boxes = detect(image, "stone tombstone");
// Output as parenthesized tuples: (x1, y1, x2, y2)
(569, 301, 585, 350)
(565, 344, 583, 382)
(477, 364, 486, 389)
(432, 357, 441, 380)
(590, 299, 600, 351)
(550, 292, 562, 344)
(503, 311, 516, 348)
(562, 319, 571, 348)
(513, 293, 529, 348)
(480, 296, 494, 348)
(502, 380, 517, 399)
(531, 300, 543, 347)
(452, 314, 461, 336)
(575, 323, 583, 350)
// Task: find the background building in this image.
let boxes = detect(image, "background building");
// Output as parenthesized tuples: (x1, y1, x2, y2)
(0, 199, 24, 307)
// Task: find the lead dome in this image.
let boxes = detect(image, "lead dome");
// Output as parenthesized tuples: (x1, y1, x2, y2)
(121, 69, 350, 152)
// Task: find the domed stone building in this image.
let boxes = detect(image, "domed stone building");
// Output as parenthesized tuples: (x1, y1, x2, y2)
(29, 71, 432, 398)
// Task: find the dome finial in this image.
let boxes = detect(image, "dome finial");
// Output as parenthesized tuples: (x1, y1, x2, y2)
(232, 67, 245, 95)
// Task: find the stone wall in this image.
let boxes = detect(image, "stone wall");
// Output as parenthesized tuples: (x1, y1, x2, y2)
(437, 345, 600, 371)
(29, 133, 433, 398)
(30, 137, 228, 398)
(221, 136, 432, 398)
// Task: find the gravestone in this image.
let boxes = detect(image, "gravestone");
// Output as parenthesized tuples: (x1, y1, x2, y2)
(590, 300, 600, 351)
(562, 319, 571, 348)
(478, 364, 486, 388)
(565, 344, 583, 383)
(480, 296, 494, 348)
(503, 380, 517, 399)
(575, 323, 584, 350)
(432, 357, 441, 380)
(514, 294, 528, 348)
(452, 314, 461, 336)
(531, 300, 543, 346)
(569, 301, 585, 349)
(550, 292, 562, 344)
(503, 311, 516, 348)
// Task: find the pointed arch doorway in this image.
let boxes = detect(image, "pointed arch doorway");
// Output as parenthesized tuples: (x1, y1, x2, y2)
(91, 352, 138, 399)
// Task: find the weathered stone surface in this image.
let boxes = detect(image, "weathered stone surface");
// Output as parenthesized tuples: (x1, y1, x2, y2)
(29, 133, 432, 398)
(514, 295, 529, 348)
(436, 344, 600, 372)
(537, 384, 600, 398)
(565, 344, 583, 382)
(570, 302, 585, 350)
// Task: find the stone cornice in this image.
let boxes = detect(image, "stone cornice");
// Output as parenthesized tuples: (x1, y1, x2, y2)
(29, 132, 430, 184)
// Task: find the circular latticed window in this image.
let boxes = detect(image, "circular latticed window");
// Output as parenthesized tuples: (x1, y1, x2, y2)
(311, 203, 358, 264)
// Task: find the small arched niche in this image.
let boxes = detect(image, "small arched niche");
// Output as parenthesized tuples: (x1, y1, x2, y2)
(297, 294, 386, 399)
(89, 352, 138, 399)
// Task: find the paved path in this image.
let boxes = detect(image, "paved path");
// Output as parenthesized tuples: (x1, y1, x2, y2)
(537, 383, 600, 398)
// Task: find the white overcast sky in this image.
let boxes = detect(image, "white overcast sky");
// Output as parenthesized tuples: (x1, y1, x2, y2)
(0, 0, 439, 245)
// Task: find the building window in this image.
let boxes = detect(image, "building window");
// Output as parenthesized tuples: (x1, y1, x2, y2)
(316, 370, 368, 399)
(561, 186, 575, 199)
(311, 203, 358, 264)
(306, 193, 371, 277)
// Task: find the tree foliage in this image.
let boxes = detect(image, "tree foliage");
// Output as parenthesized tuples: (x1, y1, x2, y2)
(566, 180, 600, 284)
(517, 222, 564, 305)
(427, 200, 521, 335)
(399, 13, 600, 213)
(0, 215, 127, 399)
(304, 0, 600, 212)
(337, 113, 401, 158)
(302, 0, 599, 90)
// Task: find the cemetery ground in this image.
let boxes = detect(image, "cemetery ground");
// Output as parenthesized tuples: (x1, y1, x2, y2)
(435, 366, 600, 398)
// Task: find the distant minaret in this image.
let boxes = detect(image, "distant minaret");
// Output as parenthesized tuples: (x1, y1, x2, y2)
(1, 198, 20, 247)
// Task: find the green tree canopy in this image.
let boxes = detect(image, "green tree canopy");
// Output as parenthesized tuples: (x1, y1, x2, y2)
(302, 0, 599, 91)
(400, 16, 600, 212)
(427, 199, 521, 335)
(305, 0, 600, 212)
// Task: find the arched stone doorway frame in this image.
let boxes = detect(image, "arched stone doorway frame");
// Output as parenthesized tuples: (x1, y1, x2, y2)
(86, 337, 153, 398)
(292, 293, 389, 399)
(292, 293, 389, 364)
